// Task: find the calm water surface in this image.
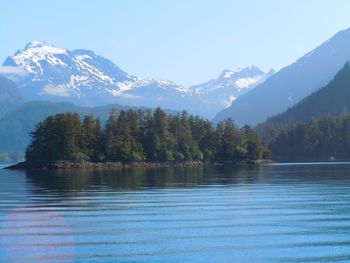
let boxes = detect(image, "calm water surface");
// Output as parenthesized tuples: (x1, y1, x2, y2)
(1, 163, 350, 262)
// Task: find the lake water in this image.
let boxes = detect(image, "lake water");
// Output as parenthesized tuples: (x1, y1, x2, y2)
(1, 163, 350, 262)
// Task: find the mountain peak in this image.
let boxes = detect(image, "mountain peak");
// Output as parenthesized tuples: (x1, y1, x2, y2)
(189, 65, 272, 111)
(219, 65, 264, 80)
(2, 41, 200, 115)
(245, 65, 265, 74)
(7, 41, 69, 74)
(265, 62, 350, 125)
(214, 27, 350, 126)
(3, 41, 271, 119)
(24, 40, 51, 49)
(22, 41, 68, 56)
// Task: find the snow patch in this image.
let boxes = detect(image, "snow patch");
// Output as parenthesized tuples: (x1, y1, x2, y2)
(235, 76, 262, 89)
(224, 70, 234, 78)
(225, 96, 236, 107)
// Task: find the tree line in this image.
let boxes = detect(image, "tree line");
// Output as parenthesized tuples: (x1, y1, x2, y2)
(25, 108, 269, 162)
(267, 114, 350, 160)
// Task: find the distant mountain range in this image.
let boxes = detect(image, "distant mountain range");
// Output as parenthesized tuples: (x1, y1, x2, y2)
(1, 41, 271, 119)
(214, 27, 350, 126)
(2, 26, 350, 162)
(189, 66, 274, 112)
(265, 62, 350, 124)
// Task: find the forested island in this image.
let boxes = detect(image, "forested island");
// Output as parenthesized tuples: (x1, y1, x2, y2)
(9, 108, 270, 169)
(8, 103, 350, 170)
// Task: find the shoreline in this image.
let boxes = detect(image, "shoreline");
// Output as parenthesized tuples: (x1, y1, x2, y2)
(5, 159, 273, 170)
(272, 158, 350, 163)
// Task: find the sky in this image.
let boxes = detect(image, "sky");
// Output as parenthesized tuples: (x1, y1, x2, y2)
(1, 0, 350, 86)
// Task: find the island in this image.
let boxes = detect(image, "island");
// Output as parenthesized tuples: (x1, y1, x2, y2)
(7, 108, 269, 170)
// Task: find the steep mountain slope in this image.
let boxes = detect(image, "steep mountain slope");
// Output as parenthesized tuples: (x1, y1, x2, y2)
(265, 62, 350, 124)
(214, 27, 350, 126)
(0, 75, 22, 117)
(2, 41, 270, 118)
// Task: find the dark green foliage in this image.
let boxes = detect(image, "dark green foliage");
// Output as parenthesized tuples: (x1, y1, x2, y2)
(104, 110, 145, 161)
(25, 108, 268, 162)
(269, 114, 350, 160)
(26, 113, 88, 161)
(82, 115, 104, 161)
(142, 108, 177, 161)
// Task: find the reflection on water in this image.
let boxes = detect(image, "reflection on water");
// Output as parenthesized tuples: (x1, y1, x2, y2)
(1, 163, 350, 262)
(25, 165, 263, 192)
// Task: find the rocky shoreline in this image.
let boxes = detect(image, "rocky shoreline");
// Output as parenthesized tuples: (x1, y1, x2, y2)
(5, 160, 205, 170)
(5, 159, 273, 170)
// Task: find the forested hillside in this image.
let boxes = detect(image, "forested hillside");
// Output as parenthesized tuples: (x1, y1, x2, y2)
(268, 114, 350, 161)
(266, 62, 350, 124)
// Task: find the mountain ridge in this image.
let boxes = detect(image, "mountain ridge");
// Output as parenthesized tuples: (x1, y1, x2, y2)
(189, 65, 273, 110)
(265, 62, 350, 124)
(214, 27, 350, 126)
(1, 41, 271, 119)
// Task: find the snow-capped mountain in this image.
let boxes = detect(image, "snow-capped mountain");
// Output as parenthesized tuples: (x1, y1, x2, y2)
(2, 41, 271, 118)
(3, 41, 192, 107)
(190, 66, 274, 109)
(214, 27, 350, 126)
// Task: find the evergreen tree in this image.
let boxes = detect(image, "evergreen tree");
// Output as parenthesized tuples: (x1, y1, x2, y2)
(268, 113, 350, 160)
(82, 115, 103, 161)
(26, 113, 86, 161)
(25, 108, 268, 163)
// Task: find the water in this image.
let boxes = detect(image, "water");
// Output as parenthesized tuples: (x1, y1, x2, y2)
(1, 163, 350, 262)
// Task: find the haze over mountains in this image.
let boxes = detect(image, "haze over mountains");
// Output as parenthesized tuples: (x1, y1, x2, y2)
(0, 75, 22, 117)
(190, 66, 274, 112)
(2, 26, 350, 161)
(1, 41, 271, 119)
(4, 27, 350, 126)
(265, 62, 350, 124)
(214, 27, 350, 125)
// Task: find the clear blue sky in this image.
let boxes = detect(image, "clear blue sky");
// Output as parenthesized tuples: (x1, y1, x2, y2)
(1, 0, 350, 86)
